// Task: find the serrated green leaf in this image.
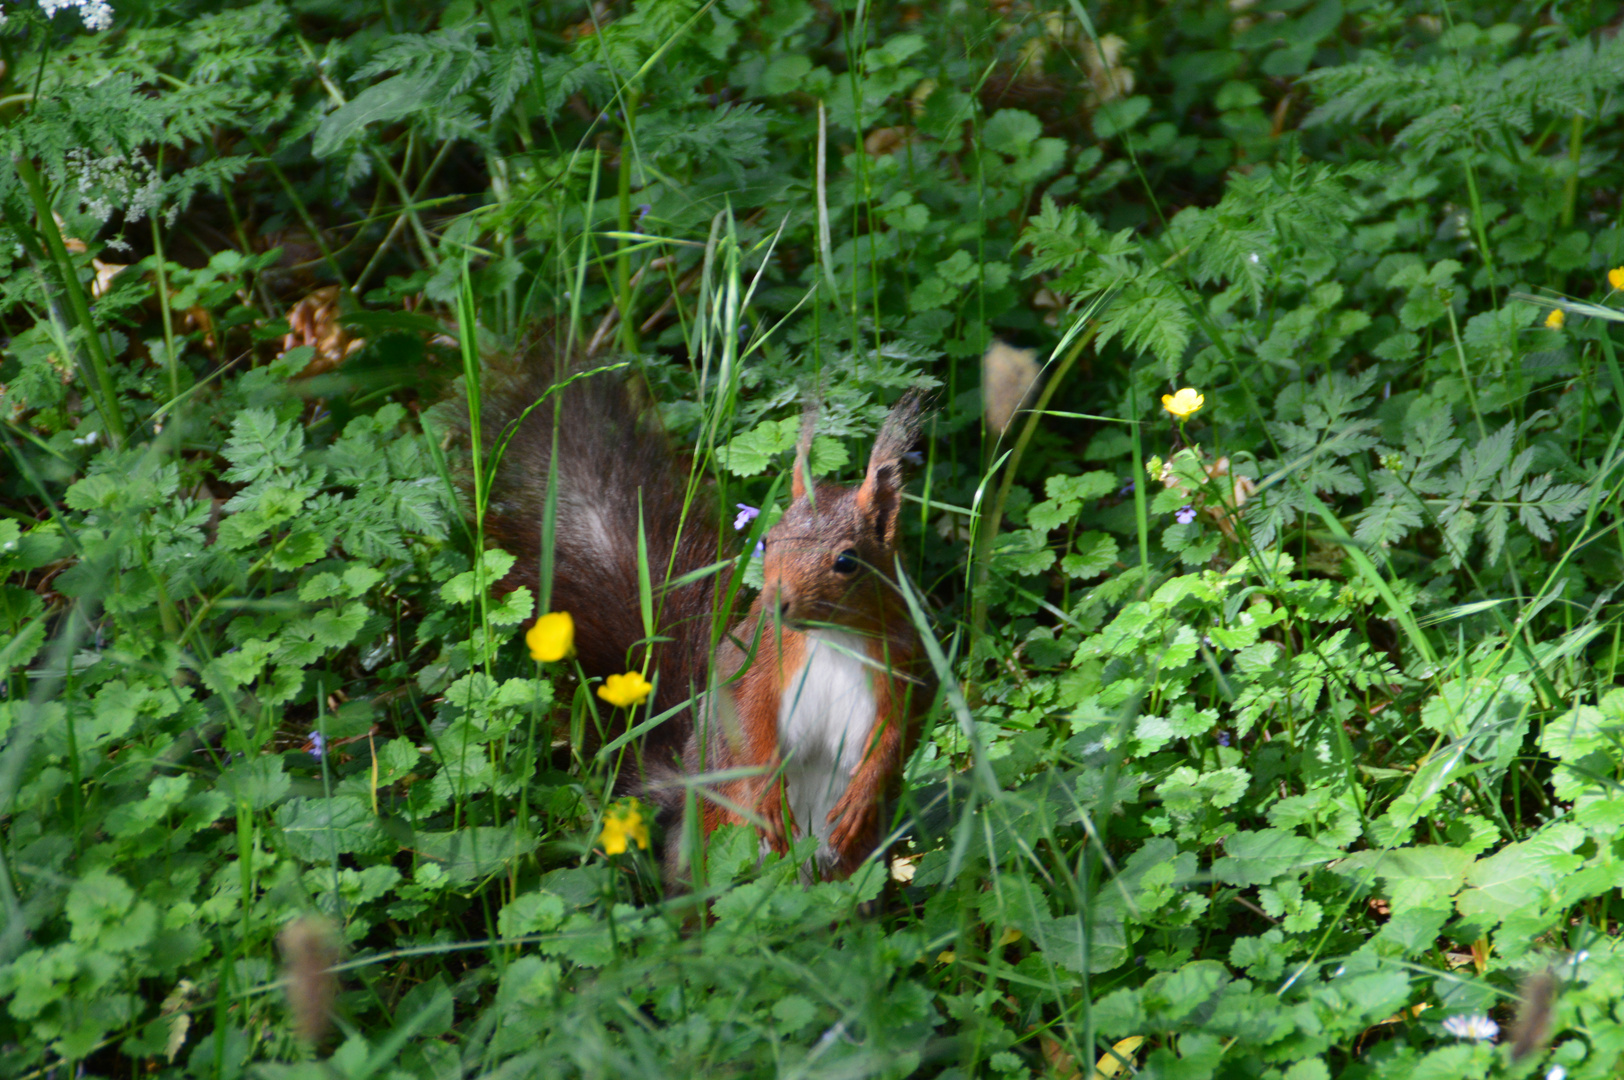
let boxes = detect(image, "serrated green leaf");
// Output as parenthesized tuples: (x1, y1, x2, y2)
(490, 585, 534, 626)
(717, 418, 797, 477)
(310, 603, 368, 648)
(1060, 532, 1119, 579)
(499, 891, 566, 937)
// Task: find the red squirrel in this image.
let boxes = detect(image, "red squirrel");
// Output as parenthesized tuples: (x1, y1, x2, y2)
(470, 355, 932, 880)
(680, 398, 933, 880)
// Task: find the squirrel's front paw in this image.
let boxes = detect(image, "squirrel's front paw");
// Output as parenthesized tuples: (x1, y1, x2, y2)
(825, 790, 877, 854)
(759, 790, 796, 854)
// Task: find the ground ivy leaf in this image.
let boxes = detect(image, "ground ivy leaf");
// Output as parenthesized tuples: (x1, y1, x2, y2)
(499, 892, 566, 937)
(413, 825, 539, 884)
(1212, 829, 1342, 886)
(1455, 823, 1585, 921)
(275, 796, 389, 861)
(217, 756, 290, 810)
(311, 602, 368, 648)
(717, 418, 797, 477)
(770, 994, 818, 1032)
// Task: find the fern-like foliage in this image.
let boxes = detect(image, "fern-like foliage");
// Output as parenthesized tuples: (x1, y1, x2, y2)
(575, 0, 703, 83)
(1303, 30, 1624, 161)
(637, 101, 771, 179)
(1165, 155, 1386, 308)
(1023, 197, 1194, 367)
(1023, 155, 1386, 368)
(1241, 372, 1587, 569)
(312, 26, 514, 164)
(1242, 372, 1382, 551)
(1357, 409, 1587, 568)
(0, 6, 292, 237)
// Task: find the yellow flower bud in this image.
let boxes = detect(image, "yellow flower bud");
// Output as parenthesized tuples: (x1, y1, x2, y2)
(599, 803, 649, 855)
(1610, 267, 1624, 291)
(1161, 387, 1205, 419)
(598, 670, 653, 708)
(526, 611, 574, 662)
(1546, 308, 1565, 329)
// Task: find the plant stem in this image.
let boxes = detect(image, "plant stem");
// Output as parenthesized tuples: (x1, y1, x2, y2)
(1562, 111, 1583, 229)
(17, 156, 127, 448)
(618, 87, 641, 353)
(969, 325, 1097, 647)
(1462, 160, 1498, 303)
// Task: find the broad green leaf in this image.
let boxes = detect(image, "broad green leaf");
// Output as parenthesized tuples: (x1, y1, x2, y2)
(1212, 829, 1343, 886)
(414, 826, 539, 884)
(275, 796, 389, 861)
(313, 73, 433, 157)
(1455, 823, 1585, 921)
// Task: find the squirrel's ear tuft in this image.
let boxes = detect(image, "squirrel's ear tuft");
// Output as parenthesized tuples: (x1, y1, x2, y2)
(791, 400, 818, 501)
(868, 390, 928, 474)
(857, 390, 928, 544)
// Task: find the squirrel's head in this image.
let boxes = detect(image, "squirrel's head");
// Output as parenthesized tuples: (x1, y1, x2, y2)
(760, 391, 925, 628)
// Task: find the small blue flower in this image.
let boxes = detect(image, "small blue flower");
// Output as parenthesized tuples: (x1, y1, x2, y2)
(309, 732, 326, 761)
(734, 504, 759, 532)
(1176, 505, 1197, 525)
(1118, 481, 1135, 496)
(1217, 731, 1230, 747)
(753, 540, 765, 558)
(637, 204, 652, 223)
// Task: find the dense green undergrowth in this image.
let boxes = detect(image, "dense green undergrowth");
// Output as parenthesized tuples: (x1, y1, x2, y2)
(6, 0, 1624, 1077)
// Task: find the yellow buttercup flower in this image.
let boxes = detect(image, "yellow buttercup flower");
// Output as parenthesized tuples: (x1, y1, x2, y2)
(1546, 308, 1565, 329)
(599, 802, 649, 855)
(526, 611, 574, 662)
(1162, 387, 1205, 419)
(598, 670, 653, 708)
(1610, 267, 1624, 291)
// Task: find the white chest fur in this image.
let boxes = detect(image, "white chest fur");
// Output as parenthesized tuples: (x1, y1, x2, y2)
(777, 630, 876, 868)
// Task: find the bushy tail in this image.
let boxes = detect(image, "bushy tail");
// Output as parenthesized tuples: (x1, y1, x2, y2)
(461, 348, 721, 775)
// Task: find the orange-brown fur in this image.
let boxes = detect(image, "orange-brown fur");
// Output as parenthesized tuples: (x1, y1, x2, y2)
(680, 392, 933, 880)
(467, 351, 931, 882)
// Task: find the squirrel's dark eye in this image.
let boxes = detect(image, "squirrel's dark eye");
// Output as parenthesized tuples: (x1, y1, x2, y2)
(833, 549, 860, 574)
